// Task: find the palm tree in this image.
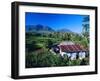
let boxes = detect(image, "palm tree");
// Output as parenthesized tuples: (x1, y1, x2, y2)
(82, 16, 90, 38)
(81, 16, 90, 48)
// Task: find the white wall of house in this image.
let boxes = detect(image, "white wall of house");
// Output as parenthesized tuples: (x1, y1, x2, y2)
(60, 50, 86, 60)
(60, 51, 67, 57)
(70, 53, 77, 60)
(79, 52, 86, 59)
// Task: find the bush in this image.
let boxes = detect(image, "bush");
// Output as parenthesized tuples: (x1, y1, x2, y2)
(26, 51, 89, 68)
(26, 51, 61, 68)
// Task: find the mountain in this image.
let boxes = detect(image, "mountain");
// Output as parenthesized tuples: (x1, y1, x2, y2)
(57, 29, 73, 33)
(26, 25, 74, 34)
(26, 24, 55, 33)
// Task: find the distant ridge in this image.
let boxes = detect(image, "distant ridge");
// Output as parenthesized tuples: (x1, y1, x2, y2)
(26, 24, 73, 33)
(26, 24, 54, 33)
(57, 29, 73, 33)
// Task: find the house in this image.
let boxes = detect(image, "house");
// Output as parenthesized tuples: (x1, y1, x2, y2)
(50, 41, 88, 60)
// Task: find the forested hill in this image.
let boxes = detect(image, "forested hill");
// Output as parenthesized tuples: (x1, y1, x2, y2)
(26, 24, 73, 33)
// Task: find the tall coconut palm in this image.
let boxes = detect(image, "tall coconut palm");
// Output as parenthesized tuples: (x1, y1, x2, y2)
(82, 16, 90, 48)
(82, 16, 90, 38)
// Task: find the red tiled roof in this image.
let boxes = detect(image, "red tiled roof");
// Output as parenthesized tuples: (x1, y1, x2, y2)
(59, 45, 87, 52)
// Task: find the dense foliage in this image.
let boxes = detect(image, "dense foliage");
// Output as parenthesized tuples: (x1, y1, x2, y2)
(26, 51, 89, 68)
(25, 31, 89, 68)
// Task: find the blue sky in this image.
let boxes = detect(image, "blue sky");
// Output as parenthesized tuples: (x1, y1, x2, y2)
(25, 12, 89, 33)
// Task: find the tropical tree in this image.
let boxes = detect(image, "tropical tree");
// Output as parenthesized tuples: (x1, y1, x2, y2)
(81, 16, 90, 48)
(82, 16, 90, 38)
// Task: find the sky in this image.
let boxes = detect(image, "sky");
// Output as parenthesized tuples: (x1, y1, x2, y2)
(25, 12, 89, 33)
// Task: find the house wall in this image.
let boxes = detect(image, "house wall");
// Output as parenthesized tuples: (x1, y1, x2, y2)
(60, 51, 86, 60)
(79, 52, 86, 59)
